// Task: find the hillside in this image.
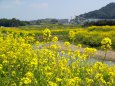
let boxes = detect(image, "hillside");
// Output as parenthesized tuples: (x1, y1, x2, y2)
(80, 3, 115, 19)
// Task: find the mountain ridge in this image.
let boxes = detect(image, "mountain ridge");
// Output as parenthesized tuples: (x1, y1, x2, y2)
(79, 2, 115, 19)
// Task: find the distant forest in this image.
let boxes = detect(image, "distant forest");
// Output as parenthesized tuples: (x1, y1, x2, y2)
(84, 20, 115, 26)
(0, 18, 30, 27)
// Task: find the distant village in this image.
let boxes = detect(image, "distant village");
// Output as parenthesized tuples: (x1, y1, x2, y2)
(29, 16, 115, 25)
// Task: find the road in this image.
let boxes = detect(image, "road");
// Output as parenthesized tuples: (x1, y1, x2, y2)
(43, 41, 115, 62)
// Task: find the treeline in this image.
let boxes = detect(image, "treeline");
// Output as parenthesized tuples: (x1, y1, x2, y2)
(0, 18, 30, 27)
(84, 20, 115, 26)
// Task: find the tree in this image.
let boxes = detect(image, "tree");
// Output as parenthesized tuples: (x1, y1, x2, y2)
(0, 18, 29, 27)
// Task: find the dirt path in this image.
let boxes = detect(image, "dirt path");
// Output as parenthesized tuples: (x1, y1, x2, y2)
(45, 41, 115, 61)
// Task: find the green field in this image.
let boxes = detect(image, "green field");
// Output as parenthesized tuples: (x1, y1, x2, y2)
(1, 25, 115, 49)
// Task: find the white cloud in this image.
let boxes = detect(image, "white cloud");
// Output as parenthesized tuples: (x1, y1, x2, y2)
(0, 0, 21, 9)
(13, 0, 21, 5)
(29, 3, 49, 9)
(0, 0, 22, 6)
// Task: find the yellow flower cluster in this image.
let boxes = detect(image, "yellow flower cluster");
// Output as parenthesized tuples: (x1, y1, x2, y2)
(69, 31, 75, 39)
(43, 28, 52, 42)
(101, 37, 112, 50)
(84, 47, 97, 57)
(69, 30, 76, 43)
(52, 36, 58, 43)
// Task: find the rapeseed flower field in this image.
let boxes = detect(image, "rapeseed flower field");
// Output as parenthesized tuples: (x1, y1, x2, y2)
(0, 27, 115, 86)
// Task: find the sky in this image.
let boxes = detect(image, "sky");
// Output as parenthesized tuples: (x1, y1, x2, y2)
(0, 0, 115, 20)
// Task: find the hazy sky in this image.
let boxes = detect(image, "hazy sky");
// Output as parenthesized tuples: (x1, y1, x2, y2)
(0, 0, 115, 20)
